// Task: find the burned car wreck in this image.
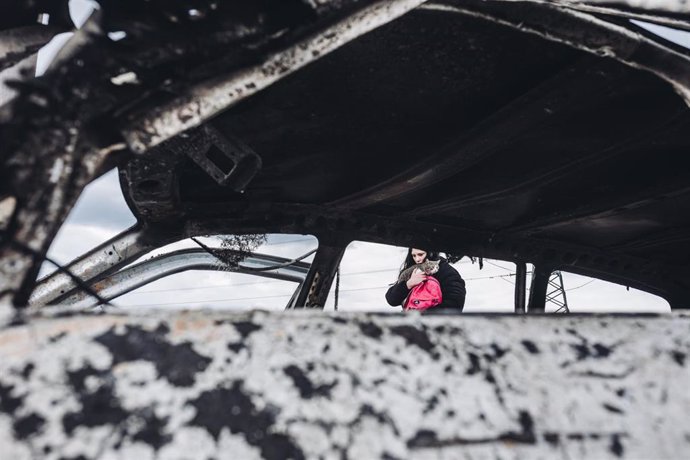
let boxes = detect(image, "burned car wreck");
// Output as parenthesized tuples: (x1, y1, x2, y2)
(1, 0, 690, 458)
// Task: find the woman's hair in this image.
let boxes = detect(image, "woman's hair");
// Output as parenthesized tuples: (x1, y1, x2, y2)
(399, 247, 441, 275)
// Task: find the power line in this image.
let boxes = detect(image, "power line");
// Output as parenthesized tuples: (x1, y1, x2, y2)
(465, 272, 531, 282)
(129, 269, 527, 296)
(120, 271, 596, 309)
(130, 244, 474, 294)
(343, 268, 397, 275)
(123, 292, 296, 307)
(129, 267, 400, 295)
(122, 284, 394, 308)
(498, 276, 515, 286)
(130, 278, 289, 294)
(565, 278, 596, 292)
(484, 260, 514, 272)
(123, 270, 529, 304)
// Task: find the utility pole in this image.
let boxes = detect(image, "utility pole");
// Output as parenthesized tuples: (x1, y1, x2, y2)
(545, 270, 569, 313)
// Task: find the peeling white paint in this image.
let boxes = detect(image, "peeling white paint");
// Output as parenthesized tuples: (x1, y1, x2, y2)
(0, 310, 688, 459)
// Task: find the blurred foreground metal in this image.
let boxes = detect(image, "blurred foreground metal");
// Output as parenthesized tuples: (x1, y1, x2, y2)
(0, 308, 688, 459)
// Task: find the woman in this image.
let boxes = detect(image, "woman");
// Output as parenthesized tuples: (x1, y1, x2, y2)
(385, 248, 466, 311)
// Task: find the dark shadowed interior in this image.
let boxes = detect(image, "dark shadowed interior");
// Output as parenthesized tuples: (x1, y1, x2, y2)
(2, 0, 690, 309)
(119, 7, 690, 307)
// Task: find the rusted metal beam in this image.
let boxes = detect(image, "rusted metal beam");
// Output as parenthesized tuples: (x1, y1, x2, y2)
(28, 225, 182, 307)
(515, 261, 527, 313)
(562, 4, 690, 32)
(62, 248, 309, 308)
(427, 0, 690, 104)
(437, 0, 690, 31)
(527, 265, 552, 313)
(0, 13, 129, 307)
(519, 0, 690, 15)
(119, 0, 428, 154)
(329, 2, 690, 211)
(0, 133, 123, 306)
(290, 240, 348, 308)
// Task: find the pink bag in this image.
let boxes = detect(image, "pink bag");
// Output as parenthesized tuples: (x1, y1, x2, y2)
(404, 276, 442, 311)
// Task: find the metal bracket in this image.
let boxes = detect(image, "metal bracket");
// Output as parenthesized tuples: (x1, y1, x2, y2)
(167, 126, 262, 192)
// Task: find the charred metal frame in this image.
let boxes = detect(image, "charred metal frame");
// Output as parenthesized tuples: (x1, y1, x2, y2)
(186, 206, 680, 306)
(29, 224, 181, 306)
(527, 264, 552, 312)
(61, 247, 310, 309)
(330, 2, 690, 213)
(0, 0, 431, 307)
(289, 240, 348, 309)
(29, 220, 322, 308)
(1, 0, 690, 309)
(424, 1, 690, 103)
(515, 262, 528, 313)
(5, 1, 690, 455)
(513, 0, 690, 31)
(0, 11, 131, 306)
(34, 195, 678, 310)
(119, 0, 430, 153)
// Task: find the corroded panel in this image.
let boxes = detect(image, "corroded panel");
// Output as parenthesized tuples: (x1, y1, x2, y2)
(0, 308, 689, 459)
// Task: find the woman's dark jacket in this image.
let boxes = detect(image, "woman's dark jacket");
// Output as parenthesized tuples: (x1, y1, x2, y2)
(385, 258, 466, 311)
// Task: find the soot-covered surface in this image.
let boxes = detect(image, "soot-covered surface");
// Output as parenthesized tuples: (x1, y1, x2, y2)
(0, 308, 688, 459)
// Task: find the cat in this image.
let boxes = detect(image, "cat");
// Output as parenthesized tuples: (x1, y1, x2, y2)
(398, 259, 440, 283)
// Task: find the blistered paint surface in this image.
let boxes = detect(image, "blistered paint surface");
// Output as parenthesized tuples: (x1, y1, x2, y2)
(0, 308, 689, 459)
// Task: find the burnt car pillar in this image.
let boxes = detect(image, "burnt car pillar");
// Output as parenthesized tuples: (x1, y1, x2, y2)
(0, 11, 131, 306)
(527, 264, 553, 313)
(515, 261, 528, 313)
(290, 238, 348, 309)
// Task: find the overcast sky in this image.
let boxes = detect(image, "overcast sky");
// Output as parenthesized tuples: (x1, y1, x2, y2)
(36, 1, 690, 313)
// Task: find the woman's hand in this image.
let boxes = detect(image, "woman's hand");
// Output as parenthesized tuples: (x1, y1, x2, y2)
(406, 268, 427, 289)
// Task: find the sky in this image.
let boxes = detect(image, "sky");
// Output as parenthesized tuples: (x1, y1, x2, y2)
(33, 1, 690, 313)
